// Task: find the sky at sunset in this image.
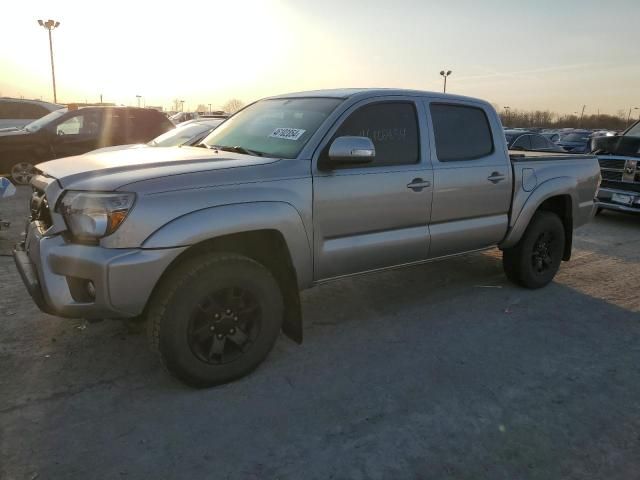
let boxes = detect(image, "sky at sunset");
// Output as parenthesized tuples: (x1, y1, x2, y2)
(1, 0, 638, 115)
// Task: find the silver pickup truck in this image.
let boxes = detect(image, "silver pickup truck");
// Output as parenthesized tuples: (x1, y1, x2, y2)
(14, 89, 600, 387)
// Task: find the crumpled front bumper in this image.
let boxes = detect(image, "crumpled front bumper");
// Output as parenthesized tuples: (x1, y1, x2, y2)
(13, 221, 186, 319)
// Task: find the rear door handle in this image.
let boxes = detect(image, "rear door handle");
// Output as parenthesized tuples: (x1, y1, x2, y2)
(407, 178, 431, 192)
(487, 172, 506, 183)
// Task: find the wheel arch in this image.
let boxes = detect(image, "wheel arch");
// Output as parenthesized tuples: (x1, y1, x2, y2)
(141, 202, 313, 343)
(501, 176, 576, 260)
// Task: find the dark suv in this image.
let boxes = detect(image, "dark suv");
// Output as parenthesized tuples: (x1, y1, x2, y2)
(0, 106, 174, 184)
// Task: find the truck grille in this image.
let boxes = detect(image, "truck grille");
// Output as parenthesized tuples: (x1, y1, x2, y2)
(598, 159, 626, 169)
(601, 180, 640, 193)
(601, 170, 623, 181)
(30, 188, 53, 230)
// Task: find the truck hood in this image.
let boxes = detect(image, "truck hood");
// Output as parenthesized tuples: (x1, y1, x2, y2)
(36, 146, 279, 190)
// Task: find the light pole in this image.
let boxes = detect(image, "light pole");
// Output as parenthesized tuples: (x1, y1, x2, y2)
(37, 19, 60, 103)
(627, 107, 638, 126)
(136, 95, 142, 108)
(440, 70, 452, 93)
(208, 103, 212, 114)
(579, 105, 586, 127)
(180, 100, 185, 112)
(503, 106, 511, 126)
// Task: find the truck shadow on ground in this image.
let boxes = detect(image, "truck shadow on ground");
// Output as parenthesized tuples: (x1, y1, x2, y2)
(2, 247, 640, 479)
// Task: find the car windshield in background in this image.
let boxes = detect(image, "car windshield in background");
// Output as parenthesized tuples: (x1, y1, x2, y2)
(149, 123, 213, 147)
(201, 98, 343, 158)
(23, 108, 67, 132)
(625, 122, 640, 137)
(561, 133, 590, 142)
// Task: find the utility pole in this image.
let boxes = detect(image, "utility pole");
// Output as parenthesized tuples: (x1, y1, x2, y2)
(37, 19, 60, 103)
(579, 105, 586, 127)
(503, 106, 511, 126)
(208, 103, 212, 114)
(136, 95, 142, 108)
(439, 70, 452, 93)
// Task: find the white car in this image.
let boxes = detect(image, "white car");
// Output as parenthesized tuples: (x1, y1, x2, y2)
(0, 98, 64, 130)
(90, 118, 225, 153)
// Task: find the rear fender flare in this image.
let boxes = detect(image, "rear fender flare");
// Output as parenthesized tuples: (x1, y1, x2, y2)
(500, 176, 577, 249)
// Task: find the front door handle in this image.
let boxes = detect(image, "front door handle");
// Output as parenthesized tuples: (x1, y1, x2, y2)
(487, 172, 506, 183)
(407, 178, 431, 192)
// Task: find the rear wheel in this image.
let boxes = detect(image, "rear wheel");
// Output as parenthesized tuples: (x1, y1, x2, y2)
(147, 253, 283, 387)
(503, 211, 565, 289)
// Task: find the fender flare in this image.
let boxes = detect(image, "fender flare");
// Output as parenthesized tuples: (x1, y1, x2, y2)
(142, 201, 313, 289)
(500, 176, 577, 250)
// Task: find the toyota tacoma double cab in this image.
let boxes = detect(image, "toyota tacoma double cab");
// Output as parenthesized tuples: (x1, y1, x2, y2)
(14, 89, 600, 387)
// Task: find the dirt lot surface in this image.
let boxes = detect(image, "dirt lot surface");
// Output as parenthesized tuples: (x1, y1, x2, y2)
(1, 186, 639, 479)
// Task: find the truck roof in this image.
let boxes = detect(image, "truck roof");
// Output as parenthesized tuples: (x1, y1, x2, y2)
(268, 88, 489, 105)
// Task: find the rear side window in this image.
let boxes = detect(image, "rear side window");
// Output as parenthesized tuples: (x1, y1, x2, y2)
(430, 104, 493, 161)
(333, 102, 419, 166)
(512, 135, 532, 150)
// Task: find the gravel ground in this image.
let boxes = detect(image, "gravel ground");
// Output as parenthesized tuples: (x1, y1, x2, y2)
(1, 186, 639, 480)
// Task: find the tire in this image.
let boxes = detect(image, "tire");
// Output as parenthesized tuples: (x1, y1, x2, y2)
(147, 253, 284, 387)
(502, 211, 565, 289)
(11, 161, 35, 185)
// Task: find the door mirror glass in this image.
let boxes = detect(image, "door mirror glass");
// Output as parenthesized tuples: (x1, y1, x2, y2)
(326, 136, 375, 167)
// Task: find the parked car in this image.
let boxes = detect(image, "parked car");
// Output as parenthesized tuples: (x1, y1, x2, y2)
(0, 106, 174, 184)
(557, 130, 593, 153)
(14, 88, 600, 387)
(0, 97, 63, 130)
(504, 130, 566, 153)
(170, 112, 199, 124)
(90, 118, 225, 153)
(592, 120, 640, 214)
(541, 132, 560, 143)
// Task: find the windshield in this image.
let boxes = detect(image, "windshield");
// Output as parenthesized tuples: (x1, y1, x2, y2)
(201, 98, 343, 158)
(23, 108, 67, 132)
(625, 122, 640, 138)
(149, 122, 219, 147)
(561, 133, 590, 142)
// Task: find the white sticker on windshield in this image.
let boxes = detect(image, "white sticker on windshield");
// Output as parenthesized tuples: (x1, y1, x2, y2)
(269, 127, 306, 141)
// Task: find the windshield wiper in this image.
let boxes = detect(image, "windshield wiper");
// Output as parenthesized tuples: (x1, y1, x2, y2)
(210, 145, 264, 157)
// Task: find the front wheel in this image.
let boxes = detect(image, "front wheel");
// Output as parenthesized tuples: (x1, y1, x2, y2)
(503, 211, 565, 289)
(147, 253, 284, 387)
(11, 162, 35, 185)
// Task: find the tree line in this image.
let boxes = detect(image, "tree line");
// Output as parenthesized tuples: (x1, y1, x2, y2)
(497, 108, 636, 131)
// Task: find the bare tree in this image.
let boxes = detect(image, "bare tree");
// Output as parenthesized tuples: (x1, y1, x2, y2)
(223, 99, 245, 114)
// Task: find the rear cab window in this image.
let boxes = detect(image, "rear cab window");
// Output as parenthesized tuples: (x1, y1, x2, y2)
(429, 103, 494, 161)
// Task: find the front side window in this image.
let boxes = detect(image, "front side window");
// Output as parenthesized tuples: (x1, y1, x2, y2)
(531, 135, 548, 150)
(56, 111, 101, 136)
(430, 104, 493, 161)
(202, 98, 342, 158)
(331, 102, 420, 166)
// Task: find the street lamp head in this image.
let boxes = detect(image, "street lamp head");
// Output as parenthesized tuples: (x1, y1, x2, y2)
(440, 70, 445, 76)
(446, 70, 452, 76)
(37, 19, 44, 26)
(54, 21, 60, 28)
